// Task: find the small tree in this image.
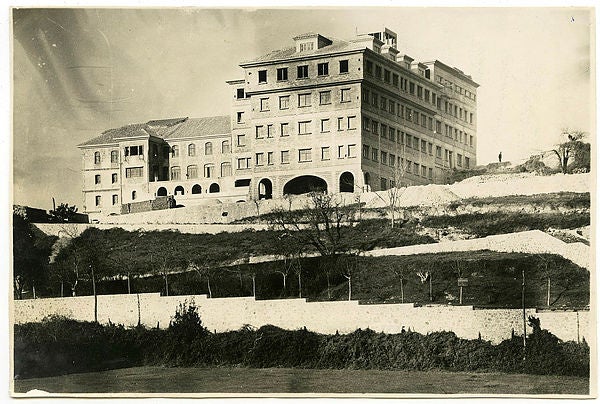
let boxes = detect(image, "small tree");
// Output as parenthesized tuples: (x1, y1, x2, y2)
(49, 203, 79, 222)
(188, 261, 213, 298)
(552, 129, 587, 174)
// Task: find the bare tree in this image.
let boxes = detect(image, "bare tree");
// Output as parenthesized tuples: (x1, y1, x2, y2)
(391, 264, 411, 303)
(339, 253, 359, 301)
(552, 129, 587, 174)
(188, 262, 213, 298)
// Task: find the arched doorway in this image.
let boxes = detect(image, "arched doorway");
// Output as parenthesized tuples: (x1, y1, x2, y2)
(157, 187, 168, 196)
(174, 185, 185, 196)
(258, 178, 273, 200)
(209, 183, 220, 193)
(339, 172, 354, 193)
(191, 184, 202, 194)
(363, 172, 371, 192)
(283, 175, 327, 195)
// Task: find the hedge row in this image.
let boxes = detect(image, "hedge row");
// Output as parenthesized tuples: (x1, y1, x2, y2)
(14, 304, 589, 379)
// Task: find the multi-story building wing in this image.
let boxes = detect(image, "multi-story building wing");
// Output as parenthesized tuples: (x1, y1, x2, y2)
(80, 27, 478, 216)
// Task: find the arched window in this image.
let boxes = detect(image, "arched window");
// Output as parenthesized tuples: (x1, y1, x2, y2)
(192, 184, 202, 194)
(94, 151, 101, 164)
(131, 190, 137, 200)
(174, 185, 185, 196)
(110, 150, 118, 163)
(171, 145, 179, 157)
(205, 142, 213, 155)
(221, 162, 232, 177)
(222, 140, 231, 154)
(188, 143, 196, 157)
(187, 165, 198, 179)
(209, 183, 220, 193)
(204, 164, 214, 178)
(171, 166, 181, 180)
(157, 187, 168, 196)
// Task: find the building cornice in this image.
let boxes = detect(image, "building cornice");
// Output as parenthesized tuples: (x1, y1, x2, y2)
(239, 48, 366, 68)
(246, 78, 363, 96)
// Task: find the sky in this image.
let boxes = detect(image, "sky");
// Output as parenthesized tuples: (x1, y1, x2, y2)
(11, 7, 594, 210)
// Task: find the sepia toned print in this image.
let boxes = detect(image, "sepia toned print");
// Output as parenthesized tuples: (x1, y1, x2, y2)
(11, 7, 595, 398)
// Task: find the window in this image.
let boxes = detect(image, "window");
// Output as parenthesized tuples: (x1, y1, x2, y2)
(297, 65, 309, 79)
(279, 95, 290, 109)
(381, 124, 387, 139)
(171, 145, 179, 157)
(258, 70, 267, 83)
(470, 113, 474, 124)
(436, 120, 442, 133)
(371, 120, 379, 135)
(384, 69, 390, 83)
(389, 127, 395, 142)
(413, 136, 419, 149)
(299, 42, 314, 51)
(465, 157, 470, 169)
(417, 86, 423, 98)
(337, 117, 344, 131)
(126, 167, 143, 178)
(414, 162, 420, 174)
(363, 117, 370, 131)
(347, 116, 356, 130)
(112, 173, 118, 184)
(371, 93, 378, 107)
(222, 140, 230, 154)
(428, 117, 433, 131)
(237, 134, 246, 147)
(94, 174, 101, 184)
(204, 164, 214, 178)
(267, 124, 274, 138)
(409, 82, 415, 94)
(256, 126, 265, 139)
(406, 160, 412, 173)
(381, 151, 388, 165)
(392, 73, 399, 87)
(112, 195, 118, 205)
(413, 111, 419, 125)
(277, 67, 288, 81)
(205, 142, 213, 155)
(457, 154, 463, 167)
(237, 157, 251, 169)
(381, 178, 388, 191)
(366, 60, 373, 75)
(281, 150, 290, 164)
(221, 162, 232, 177)
(319, 91, 331, 105)
(321, 146, 330, 160)
(371, 148, 379, 162)
(320, 119, 330, 133)
(317, 62, 329, 76)
(188, 143, 196, 157)
(363, 145, 370, 158)
(110, 150, 118, 163)
(338, 145, 345, 159)
(186, 165, 198, 179)
(260, 97, 270, 111)
(94, 151, 101, 164)
(347, 144, 356, 158)
(428, 142, 433, 155)
(362, 89, 369, 102)
(298, 93, 311, 107)
(95, 195, 101, 206)
(298, 148, 312, 162)
(380, 96, 387, 110)
(236, 88, 245, 99)
(237, 112, 244, 123)
(280, 123, 290, 137)
(298, 121, 311, 135)
(436, 146, 442, 158)
(388, 100, 395, 114)
(170, 166, 180, 180)
(267, 152, 274, 165)
(421, 140, 427, 153)
(424, 89, 430, 102)
(256, 152, 265, 166)
(406, 107, 412, 121)
(375, 65, 382, 79)
(406, 134, 412, 148)
(389, 154, 396, 167)
(339, 59, 349, 74)
(428, 168, 433, 179)
(340, 88, 351, 103)
(470, 135, 474, 147)
(421, 165, 427, 177)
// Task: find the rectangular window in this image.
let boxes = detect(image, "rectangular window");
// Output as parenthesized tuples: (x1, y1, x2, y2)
(319, 91, 331, 105)
(388, 100, 395, 114)
(381, 124, 387, 139)
(428, 168, 433, 179)
(389, 154, 396, 167)
(340, 88, 351, 103)
(436, 146, 442, 158)
(380, 96, 387, 111)
(406, 160, 412, 173)
(420, 114, 426, 128)
(421, 165, 427, 177)
(281, 150, 290, 164)
(204, 165, 214, 178)
(125, 167, 143, 178)
(260, 97, 269, 111)
(347, 144, 356, 158)
(414, 162, 419, 174)
(406, 107, 412, 122)
(258, 70, 267, 84)
(413, 136, 419, 149)
(187, 165, 198, 179)
(111, 150, 118, 163)
(339, 59, 349, 74)
(406, 134, 412, 148)
(321, 146, 330, 160)
(297, 65, 309, 79)
(363, 117, 370, 131)
(321, 119, 330, 133)
(298, 148, 312, 162)
(281, 123, 290, 137)
(457, 154, 463, 167)
(362, 144, 370, 159)
(417, 86, 423, 98)
(428, 117, 433, 131)
(436, 120, 442, 134)
(277, 67, 288, 81)
(428, 142, 433, 155)
(237, 112, 244, 123)
(298, 121, 312, 135)
(424, 89, 430, 102)
(95, 174, 101, 185)
(392, 73, 399, 87)
(256, 152, 265, 166)
(267, 124, 274, 138)
(298, 93, 311, 107)
(381, 151, 388, 165)
(465, 157, 470, 169)
(381, 178, 388, 190)
(236, 88, 245, 99)
(237, 134, 246, 147)
(371, 148, 379, 162)
(338, 145, 345, 159)
(470, 113, 474, 124)
(112, 173, 118, 184)
(409, 82, 415, 94)
(267, 152, 274, 165)
(279, 95, 290, 109)
(112, 195, 118, 205)
(389, 127, 395, 142)
(347, 116, 356, 130)
(299, 42, 314, 52)
(362, 89, 369, 102)
(384, 69, 390, 83)
(375, 65, 382, 79)
(95, 196, 101, 206)
(237, 157, 251, 169)
(470, 135, 474, 146)
(337, 117, 344, 131)
(366, 60, 373, 75)
(317, 62, 329, 76)
(421, 140, 427, 153)
(371, 93, 378, 107)
(371, 120, 379, 135)
(256, 125, 265, 139)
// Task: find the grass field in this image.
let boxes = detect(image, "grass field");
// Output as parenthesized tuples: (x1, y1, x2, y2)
(14, 366, 589, 396)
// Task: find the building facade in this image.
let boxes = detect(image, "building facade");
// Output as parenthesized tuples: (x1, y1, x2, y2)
(79, 27, 478, 216)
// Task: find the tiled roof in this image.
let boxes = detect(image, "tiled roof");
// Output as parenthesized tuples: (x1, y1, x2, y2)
(243, 38, 363, 64)
(79, 116, 230, 147)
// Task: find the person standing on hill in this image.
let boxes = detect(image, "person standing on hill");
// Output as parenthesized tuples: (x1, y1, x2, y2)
(498, 152, 503, 163)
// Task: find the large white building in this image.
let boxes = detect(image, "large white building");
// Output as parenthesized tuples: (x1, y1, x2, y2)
(79, 27, 478, 216)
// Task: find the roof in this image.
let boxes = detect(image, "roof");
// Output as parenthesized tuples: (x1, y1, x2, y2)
(242, 37, 363, 65)
(79, 115, 230, 147)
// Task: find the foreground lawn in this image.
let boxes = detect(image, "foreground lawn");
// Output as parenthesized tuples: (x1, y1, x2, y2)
(14, 366, 589, 395)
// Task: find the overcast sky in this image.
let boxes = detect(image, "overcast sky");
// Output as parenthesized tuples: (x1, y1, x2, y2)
(12, 7, 593, 210)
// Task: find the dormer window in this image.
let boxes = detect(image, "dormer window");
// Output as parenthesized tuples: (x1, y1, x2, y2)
(299, 42, 314, 52)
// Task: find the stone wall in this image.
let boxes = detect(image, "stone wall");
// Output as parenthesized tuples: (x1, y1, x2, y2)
(13, 293, 590, 344)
